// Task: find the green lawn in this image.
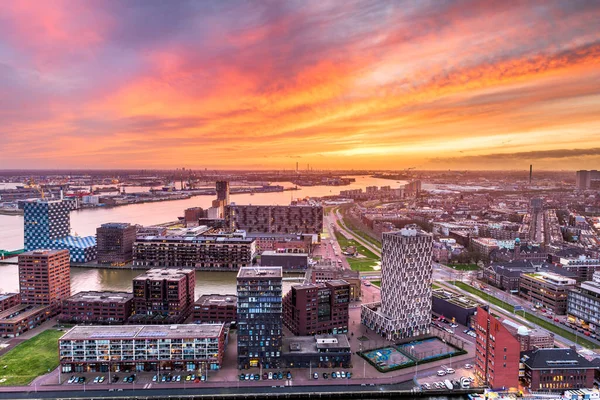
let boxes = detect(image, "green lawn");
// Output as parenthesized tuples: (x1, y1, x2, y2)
(371, 280, 381, 287)
(0, 329, 64, 386)
(432, 283, 441, 289)
(340, 216, 382, 249)
(335, 230, 380, 272)
(450, 282, 598, 349)
(447, 263, 479, 271)
(348, 258, 378, 271)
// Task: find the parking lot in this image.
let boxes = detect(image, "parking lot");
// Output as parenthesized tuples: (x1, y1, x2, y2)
(416, 362, 476, 391)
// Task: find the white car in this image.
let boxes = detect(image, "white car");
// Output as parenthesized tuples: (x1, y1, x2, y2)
(445, 368, 455, 374)
(437, 370, 447, 376)
(464, 364, 473, 369)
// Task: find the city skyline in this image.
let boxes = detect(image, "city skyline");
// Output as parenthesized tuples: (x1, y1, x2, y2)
(1, 1, 600, 170)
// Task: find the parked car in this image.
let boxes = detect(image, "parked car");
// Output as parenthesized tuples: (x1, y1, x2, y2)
(262, 373, 268, 380)
(445, 367, 455, 374)
(464, 363, 473, 369)
(286, 372, 292, 380)
(278, 372, 283, 380)
(239, 374, 245, 381)
(249, 374, 254, 380)
(331, 372, 337, 379)
(323, 372, 328, 379)
(437, 370, 447, 376)
(78, 377, 86, 384)
(346, 372, 352, 379)
(201, 375, 207, 382)
(268, 372, 273, 380)
(185, 375, 191, 381)
(313, 372, 318, 379)
(340, 371, 346, 378)
(68, 376, 76, 384)
(254, 374, 259, 381)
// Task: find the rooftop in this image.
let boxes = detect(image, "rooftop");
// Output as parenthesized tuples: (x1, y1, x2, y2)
(261, 251, 308, 257)
(524, 271, 577, 286)
(283, 334, 350, 354)
(195, 294, 237, 306)
(0, 293, 19, 302)
(237, 266, 282, 279)
(0, 304, 51, 322)
(99, 222, 132, 229)
(522, 348, 596, 370)
(20, 249, 69, 257)
(133, 268, 194, 281)
(66, 291, 133, 304)
(135, 235, 254, 244)
(60, 323, 225, 341)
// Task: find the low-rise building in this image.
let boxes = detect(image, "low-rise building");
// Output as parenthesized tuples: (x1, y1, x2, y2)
(281, 334, 351, 369)
(260, 251, 308, 270)
(58, 324, 226, 373)
(283, 281, 349, 336)
(432, 289, 487, 327)
(0, 293, 21, 312)
(192, 295, 237, 325)
(521, 348, 596, 392)
(520, 272, 576, 315)
(60, 291, 133, 324)
(501, 319, 554, 351)
(0, 304, 53, 337)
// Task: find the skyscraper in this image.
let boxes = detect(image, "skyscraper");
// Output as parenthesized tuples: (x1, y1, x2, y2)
(19, 249, 71, 307)
(215, 181, 230, 205)
(361, 227, 433, 340)
(237, 266, 282, 369)
(23, 200, 70, 251)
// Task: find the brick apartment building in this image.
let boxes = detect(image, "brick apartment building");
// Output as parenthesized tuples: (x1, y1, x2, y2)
(19, 249, 70, 307)
(225, 204, 323, 236)
(310, 265, 361, 300)
(521, 348, 596, 392)
(283, 281, 350, 336)
(132, 236, 256, 271)
(60, 291, 133, 324)
(475, 307, 520, 390)
(192, 294, 237, 324)
(0, 293, 21, 312)
(96, 223, 137, 264)
(130, 268, 195, 324)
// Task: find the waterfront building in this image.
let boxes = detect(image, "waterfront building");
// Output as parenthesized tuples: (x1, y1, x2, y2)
(283, 281, 349, 336)
(58, 324, 226, 373)
(132, 235, 256, 271)
(96, 223, 137, 264)
(281, 334, 351, 369)
(131, 268, 195, 324)
(23, 199, 70, 251)
(23, 199, 97, 262)
(475, 307, 520, 390)
(19, 249, 70, 307)
(184, 207, 205, 227)
(521, 348, 596, 391)
(60, 291, 133, 324)
(192, 294, 237, 325)
(260, 251, 308, 270)
(567, 271, 600, 334)
(0, 293, 21, 312)
(237, 267, 282, 370)
(216, 181, 230, 205)
(225, 204, 323, 236)
(361, 227, 432, 340)
(519, 272, 576, 315)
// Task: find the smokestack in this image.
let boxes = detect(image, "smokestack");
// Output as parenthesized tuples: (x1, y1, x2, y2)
(296, 162, 298, 172)
(529, 164, 532, 184)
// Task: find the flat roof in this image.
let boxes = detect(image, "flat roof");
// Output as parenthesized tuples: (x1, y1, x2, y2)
(0, 293, 19, 302)
(283, 334, 350, 354)
(195, 294, 237, 306)
(66, 291, 133, 304)
(60, 323, 225, 341)
(20, 249, 68, 257)
(133, 268, 194, 281)
(261, 251, 308, 257)
(237, 266, 282, 279)
(0, 304, 50, 322)
(135, 235, 254, 244)
(99, 223, 132, 229)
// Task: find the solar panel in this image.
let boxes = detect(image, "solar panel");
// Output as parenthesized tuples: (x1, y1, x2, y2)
(143, 331, 168, 337)
(90, 332, 133, 339)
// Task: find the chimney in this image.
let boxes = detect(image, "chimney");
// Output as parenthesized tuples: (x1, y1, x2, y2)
(529, 164, 532, 184)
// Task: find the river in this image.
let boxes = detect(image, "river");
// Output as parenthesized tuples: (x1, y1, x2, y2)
(0, 175, 405, 296)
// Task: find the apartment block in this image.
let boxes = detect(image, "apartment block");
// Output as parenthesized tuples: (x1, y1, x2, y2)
(521, 348, 596, 391)
(361, 227, 432, 340)
(567, 271, 600, 334)
(0, 304, 53, 337)
(133, 236, 256, 271)
(0, 293, 21, 312)
(310, 265, 361, 300)
(59, 324, 226, 373)
(475, 307, 520, 390)
(19, 249, 70, 307)
(519, 272, 576, 315)
(237, 267, 282, 369)
(225, 204, 323, 235)
(192, 294, 237, 324)
(96, 223, 137, 264)
(283, 281, 349, 336)
(131, 268, 195, 324)
(60, 291, 133, 324)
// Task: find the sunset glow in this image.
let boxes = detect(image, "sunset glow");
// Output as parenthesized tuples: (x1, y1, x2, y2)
(1, 0, 599, 170)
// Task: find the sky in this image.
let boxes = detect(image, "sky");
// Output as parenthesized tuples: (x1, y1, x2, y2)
(1, 0, 599, 171)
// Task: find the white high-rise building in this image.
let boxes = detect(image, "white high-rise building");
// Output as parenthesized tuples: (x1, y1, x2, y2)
(361, 227, 433, 340)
